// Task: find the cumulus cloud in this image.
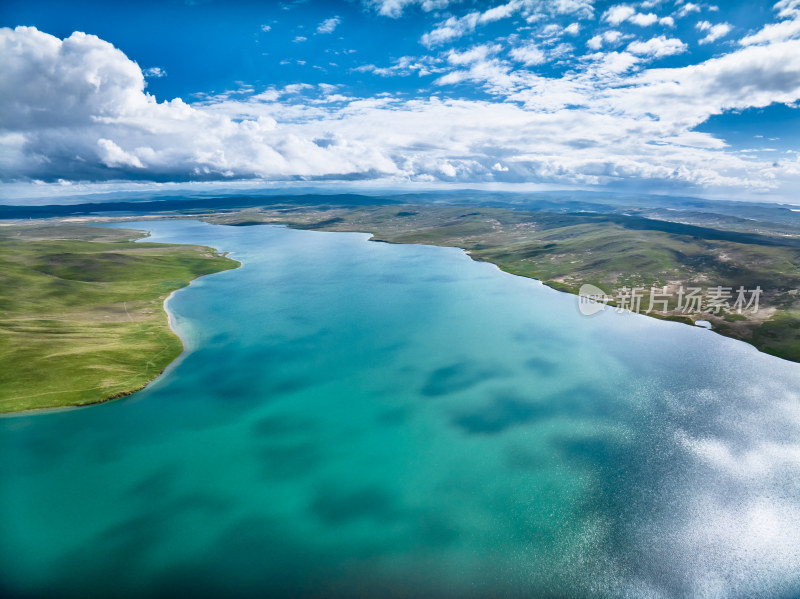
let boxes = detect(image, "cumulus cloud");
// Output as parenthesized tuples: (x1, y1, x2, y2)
(603, 5, 636, 25)
(420, 1, 519, 47)
(587, 30, 624, 49)
(629, 12, 658, 26)
(603, 39, 800, 128)
(740, 0, 800, 45)
(438, 162, 457, 177)
(143, 66, 167, 78)
(602, 5, 660, 27)
(433, 53, 515, 91)
(740, 17, 800, 45)
(97, 138, 145, 169)
(0, 27, 398, 182)
(585, 50, 640, 74)
(509, 42, 547, 66)
(627, 35, 688, 57)
(1, 28, 148, 130)
(316, 16, 341, 34)
(354, 55, 442, 77)
(538, 0, 595, 17)
(696, 20, 732, 44)
(676, 2, 701, 18)
(775, 0, 800, 18)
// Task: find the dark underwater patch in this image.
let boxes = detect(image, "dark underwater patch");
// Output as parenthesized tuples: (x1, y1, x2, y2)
(451, 393, 543, 435)
(421, 360, 500, 397)
(310, 485, 399, 525)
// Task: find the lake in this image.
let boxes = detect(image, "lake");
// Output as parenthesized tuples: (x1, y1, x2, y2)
(2, 219, 800, 598)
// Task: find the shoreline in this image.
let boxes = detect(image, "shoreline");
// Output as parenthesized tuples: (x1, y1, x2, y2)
(462, 253, 799, 365)
(349, 228, 797, 365)
(1, 231, 241, 416)
(2, 285, 199, 417)
(202, 217, 800, 366)
(457, 243, 798, 365)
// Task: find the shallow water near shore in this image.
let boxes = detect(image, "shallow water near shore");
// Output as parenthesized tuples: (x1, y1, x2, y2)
(2, 219, 800, 598)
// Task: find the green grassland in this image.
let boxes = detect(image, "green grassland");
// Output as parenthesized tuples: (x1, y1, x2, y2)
(205, 205, 800, 363)
(0, 224, 238, 413)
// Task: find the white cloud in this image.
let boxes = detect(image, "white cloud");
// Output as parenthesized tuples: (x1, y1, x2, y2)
(0, 27, 148, 131)
(260, 24, 272, 32)
(540, 23, 563, 37)
(660, 16, 675, 27)
(604, 39, 800, 128)
(363, 0, 452, 18)
(584, 50, 640, 74)
(627, 35, 688, 57)
(603, 4, 636, 25)
(602, 5, 659, 27)
(282, 83, 315, 94)
(217, 34, 800, 193)
(316, 16, 341, 34)
(676, 2, 701, 18)
(509, 42, 546, 66)
(523, 0, 596, 23)
(0, 27, 399, 181)
(439, 162, 457, 177)
(564, 22, 581, 35)
(550, 42, 575, 59)
(775, 0, 800, 18)
(696, 21, 732, 44)
(740, 1, 800, 46)
(97, 138, 144, 169)
(448, 43, 500, 65)
(355, 54, 443, 77)
(143, 66, 167, 78)
(740, 18, 800, 45)
(433, 55, 517, 93)
(420, 1, 519, 47)
(629, 12, 658, 26)
(420, 0, 595, 47)
(293, 36, 307, 43)
(586, 35, 602, 50)
(587, 30, 624, 50)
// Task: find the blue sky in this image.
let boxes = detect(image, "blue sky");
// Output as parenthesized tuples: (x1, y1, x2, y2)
(1, 0, 799, 202)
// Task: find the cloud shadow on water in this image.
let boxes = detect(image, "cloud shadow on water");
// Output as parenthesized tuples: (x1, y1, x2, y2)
(310, 484, 401, 526)
(257, 440, 323, 481)
(451, 393, 544, 435)
(421, 360, 502, 397)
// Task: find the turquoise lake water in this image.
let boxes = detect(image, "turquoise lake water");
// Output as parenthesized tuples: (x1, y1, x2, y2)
(2, 219, 800, 598)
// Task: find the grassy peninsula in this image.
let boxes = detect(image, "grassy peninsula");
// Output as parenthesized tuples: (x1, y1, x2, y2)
(0, 224, 238, 413)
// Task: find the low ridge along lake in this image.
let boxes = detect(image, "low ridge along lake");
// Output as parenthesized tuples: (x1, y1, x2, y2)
(2, 219, 800, 598)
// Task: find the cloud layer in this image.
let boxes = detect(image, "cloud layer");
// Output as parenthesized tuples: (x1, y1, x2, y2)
(1, 5, 800, 198)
